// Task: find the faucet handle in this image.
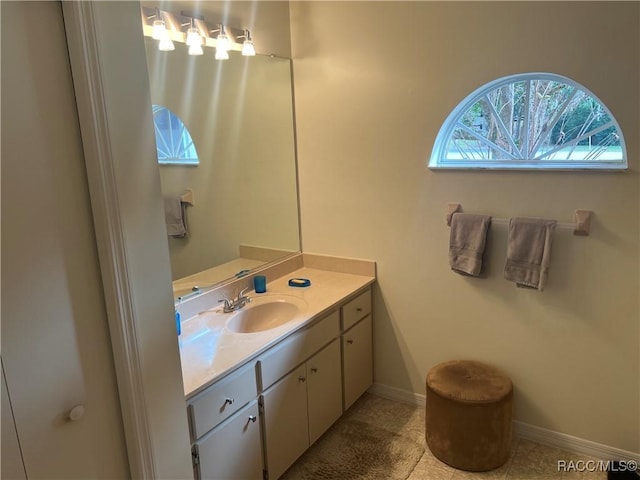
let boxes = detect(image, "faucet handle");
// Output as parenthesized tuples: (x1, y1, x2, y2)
(237, 287, 251, 306)
(218, 298, 232, 310)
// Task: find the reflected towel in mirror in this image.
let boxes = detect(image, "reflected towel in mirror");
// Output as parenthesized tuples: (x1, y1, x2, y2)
(163, 195, 189, 238)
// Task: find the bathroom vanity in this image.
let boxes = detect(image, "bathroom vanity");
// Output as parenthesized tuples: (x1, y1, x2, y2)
(178, 260, 375, 480)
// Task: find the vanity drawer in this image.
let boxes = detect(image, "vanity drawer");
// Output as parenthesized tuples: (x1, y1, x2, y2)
(189, 363, 257, 439)
(341, 289, 372, 331)
(258, 310, 340, 391)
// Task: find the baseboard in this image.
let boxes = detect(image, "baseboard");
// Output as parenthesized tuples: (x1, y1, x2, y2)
(369, 383, 640, 463)
(513, 421, 640, 463)
(368, 383, 426, 407)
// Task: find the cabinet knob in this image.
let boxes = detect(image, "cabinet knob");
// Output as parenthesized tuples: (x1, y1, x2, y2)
(310, 367, 318, 374)
(356, 307, 363, 312)
(248, 415, 257, 423)
(224, 398, 234, 406)
(346, 339, 354, 345)
(298, 376, 306, 383)
(68, 404, 85, 422)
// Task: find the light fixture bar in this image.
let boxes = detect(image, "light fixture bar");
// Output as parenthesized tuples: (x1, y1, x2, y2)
(140, 6, 257, 56)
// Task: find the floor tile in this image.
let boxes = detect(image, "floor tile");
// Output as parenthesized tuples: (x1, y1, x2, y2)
(285, 393, 616, 480)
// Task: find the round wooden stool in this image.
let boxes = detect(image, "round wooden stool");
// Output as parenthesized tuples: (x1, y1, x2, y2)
(425, 360, 513, 471)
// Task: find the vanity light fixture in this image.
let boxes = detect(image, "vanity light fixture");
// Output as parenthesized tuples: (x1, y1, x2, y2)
(141, 6, 256, 58)
(148, 7, 175, 51)
(211, 24, 230, 60)
(158, 34, 175, 51)
(215, 25, 231, 51)
(185, 19, 204, 56)
(188, 42, 204, 56)
(150, 8, 166, 40)
(215, 47, 230, 60)
(239, 29, 256, 57)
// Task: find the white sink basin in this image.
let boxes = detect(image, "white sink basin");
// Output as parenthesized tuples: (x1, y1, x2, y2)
(226, 294, 308, 334)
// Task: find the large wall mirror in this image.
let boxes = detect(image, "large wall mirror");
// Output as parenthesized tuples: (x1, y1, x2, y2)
(143, 35, 300, 299)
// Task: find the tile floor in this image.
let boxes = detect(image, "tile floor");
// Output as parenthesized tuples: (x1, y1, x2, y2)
(407, 437, 608, 480)
(345, 393, 609, 480)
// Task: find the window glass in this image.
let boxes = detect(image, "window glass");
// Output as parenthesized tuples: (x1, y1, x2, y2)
(429, 73, 626, 170)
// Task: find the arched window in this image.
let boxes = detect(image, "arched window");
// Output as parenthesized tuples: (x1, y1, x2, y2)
(429, 73, 627, 170)
(152, 105, 199, 165)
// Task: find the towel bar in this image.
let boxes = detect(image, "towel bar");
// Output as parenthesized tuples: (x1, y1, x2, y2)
(445, 203, 592, 236)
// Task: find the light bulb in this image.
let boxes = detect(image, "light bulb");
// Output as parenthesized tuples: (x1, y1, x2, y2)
(186, 27, 202, 47)
(242, 39, 256, 56)
(215, 47, 229, 60)
(216, 31, 230, 52)
(152, 20, 166, 40)
(188, 43, 204, 56)
(158, 36, 175, 51)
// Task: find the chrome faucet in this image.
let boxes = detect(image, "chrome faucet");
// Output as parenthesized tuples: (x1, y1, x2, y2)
(218, 287, 251, 313)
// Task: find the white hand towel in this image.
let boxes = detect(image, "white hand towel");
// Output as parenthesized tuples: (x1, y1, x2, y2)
(504, 217, 556, 291)
(449, 213, 492, 277)
(163, 195, 188, 238)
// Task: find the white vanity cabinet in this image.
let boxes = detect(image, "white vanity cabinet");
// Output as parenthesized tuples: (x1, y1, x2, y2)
(185, 284, 374, 480)
(193, 401, 262, 480)
(261, 339, 343, 479)
(188, 363, 262, 480)
(341, 289, 374, 410)
(259, 311, 343, 480)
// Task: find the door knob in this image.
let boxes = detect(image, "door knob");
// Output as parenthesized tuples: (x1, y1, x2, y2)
(68, 404, 85, 422)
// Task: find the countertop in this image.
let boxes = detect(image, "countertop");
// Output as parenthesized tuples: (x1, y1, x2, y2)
(179, 267, 375, 399)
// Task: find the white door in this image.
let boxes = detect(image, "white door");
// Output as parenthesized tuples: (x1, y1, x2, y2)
(1, 1, 129, 477)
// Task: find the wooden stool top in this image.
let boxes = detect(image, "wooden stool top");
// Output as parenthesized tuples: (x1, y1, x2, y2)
(427, 360, 512, 403)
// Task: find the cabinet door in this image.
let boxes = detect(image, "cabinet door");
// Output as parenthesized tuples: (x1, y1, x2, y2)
(342, 316, 373, 410)
(262, 365, 309, 480)
(306, 339, 343, 445)
(189, 363, 257, 440)
(196, 401, 262, 480)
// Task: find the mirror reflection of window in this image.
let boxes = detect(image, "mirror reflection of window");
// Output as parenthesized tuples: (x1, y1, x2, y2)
(152, 105, 199, 165)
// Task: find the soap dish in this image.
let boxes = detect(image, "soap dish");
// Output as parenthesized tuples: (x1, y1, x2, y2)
(288, 278, 311, 288)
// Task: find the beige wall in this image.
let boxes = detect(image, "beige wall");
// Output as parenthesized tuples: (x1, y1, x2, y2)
(290, 1, 639, 452)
